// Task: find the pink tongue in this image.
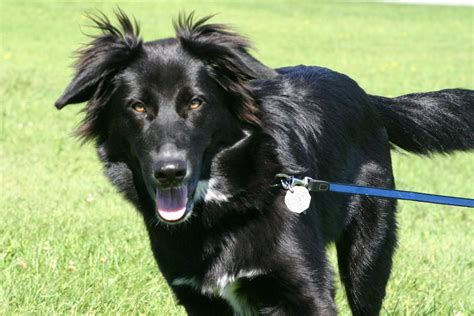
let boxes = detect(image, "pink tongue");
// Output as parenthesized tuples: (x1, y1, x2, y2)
(156, 186, 188, 222)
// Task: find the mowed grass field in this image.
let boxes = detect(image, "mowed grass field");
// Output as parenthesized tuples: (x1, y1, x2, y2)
(1, 0, 473, 314)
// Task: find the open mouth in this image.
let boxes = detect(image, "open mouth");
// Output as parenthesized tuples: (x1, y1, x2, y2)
(155, 185, 190, 223)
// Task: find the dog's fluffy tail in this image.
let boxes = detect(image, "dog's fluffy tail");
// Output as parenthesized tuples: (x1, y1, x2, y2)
(370, 89, 474, 154)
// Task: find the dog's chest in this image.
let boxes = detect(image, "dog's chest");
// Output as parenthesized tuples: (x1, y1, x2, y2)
(172, 269, 263, 315)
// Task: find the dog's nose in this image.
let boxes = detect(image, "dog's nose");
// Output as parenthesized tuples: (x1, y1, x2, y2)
(153, 159, 187, 186)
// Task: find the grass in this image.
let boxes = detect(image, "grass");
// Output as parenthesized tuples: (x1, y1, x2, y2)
(1, 0, 473, 314)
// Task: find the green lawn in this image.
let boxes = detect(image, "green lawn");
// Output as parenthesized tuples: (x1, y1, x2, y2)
(1, 1, 473, 314)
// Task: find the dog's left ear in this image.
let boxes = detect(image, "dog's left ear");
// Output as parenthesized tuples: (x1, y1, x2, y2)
(55, 10, 143, 109)
(175, 13, 277, 126)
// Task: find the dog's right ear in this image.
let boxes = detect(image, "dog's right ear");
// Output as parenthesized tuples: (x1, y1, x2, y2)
(55, 10, 143, 109)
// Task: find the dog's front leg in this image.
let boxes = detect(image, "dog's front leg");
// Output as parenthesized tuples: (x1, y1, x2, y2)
(235, 271, 337, 316)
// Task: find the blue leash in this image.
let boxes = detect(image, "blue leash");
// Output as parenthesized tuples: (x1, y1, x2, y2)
(275, 174, 474, 208)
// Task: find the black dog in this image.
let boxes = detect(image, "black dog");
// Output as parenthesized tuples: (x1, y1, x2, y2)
(55, 11, 474, 315)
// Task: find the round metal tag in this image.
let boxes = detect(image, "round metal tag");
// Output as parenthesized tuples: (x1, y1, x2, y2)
(284, 186, 311, 213)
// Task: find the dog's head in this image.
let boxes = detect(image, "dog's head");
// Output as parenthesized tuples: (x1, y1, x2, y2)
(55, 10, 276, 224)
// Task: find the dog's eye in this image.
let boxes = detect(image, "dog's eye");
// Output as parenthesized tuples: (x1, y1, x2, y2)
(131, 103, 146, 113)
(189, 98, 203, 110)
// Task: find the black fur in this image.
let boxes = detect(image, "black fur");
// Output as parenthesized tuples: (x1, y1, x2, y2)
(370, 89, 474, 154)
(55, 11, 474, 316)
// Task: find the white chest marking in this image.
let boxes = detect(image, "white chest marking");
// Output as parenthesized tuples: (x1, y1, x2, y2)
(172, 269, 264, 315)
(171, 276, 200, 290)
(194, 179, 231, 203)
(193, 129, 253, 205)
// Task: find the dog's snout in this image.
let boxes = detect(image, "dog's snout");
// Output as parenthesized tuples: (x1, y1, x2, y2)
(154, 159, 187, 186)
